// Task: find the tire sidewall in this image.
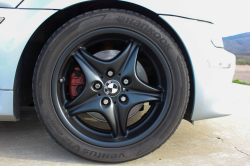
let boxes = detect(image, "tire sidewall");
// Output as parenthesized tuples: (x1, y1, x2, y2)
(33, 9, 189, 162)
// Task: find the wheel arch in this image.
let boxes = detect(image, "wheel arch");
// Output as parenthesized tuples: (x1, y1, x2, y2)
(14, 0, 194, 122)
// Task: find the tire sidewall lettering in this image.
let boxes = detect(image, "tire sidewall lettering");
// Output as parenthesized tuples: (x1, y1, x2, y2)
(34, 10, 188, 162)
(115, 15, 172, 52)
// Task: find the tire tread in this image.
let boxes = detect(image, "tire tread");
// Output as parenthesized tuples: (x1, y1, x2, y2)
(32, 8, 190, 163)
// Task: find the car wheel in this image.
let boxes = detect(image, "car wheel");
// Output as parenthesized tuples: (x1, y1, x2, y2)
(33, 9, 189, 163)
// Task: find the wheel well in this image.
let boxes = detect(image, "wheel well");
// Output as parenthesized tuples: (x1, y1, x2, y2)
(14, 0, 194, 122)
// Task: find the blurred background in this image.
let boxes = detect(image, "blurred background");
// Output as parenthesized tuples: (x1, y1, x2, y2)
(213, 0, 250, 85)
(163, 0, 250, 85)
(223, 33, 250, 84)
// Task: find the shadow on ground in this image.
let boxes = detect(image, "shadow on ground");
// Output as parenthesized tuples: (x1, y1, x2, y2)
(0, 108, 102, 165)
(0, 84, 250, 165)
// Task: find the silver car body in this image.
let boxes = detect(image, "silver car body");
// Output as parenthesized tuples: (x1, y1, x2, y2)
(0, 0, 235, 121)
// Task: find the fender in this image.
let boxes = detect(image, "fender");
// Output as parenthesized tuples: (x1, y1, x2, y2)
(0, 0, 233, 122)
(0, 8, 57, 120)
(160, 15, 235, 120)
(18, 0, 214, 23)
(0, 9, 57, 90)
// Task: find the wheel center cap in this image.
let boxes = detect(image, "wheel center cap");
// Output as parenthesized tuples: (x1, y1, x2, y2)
(104, 80, 121, 97)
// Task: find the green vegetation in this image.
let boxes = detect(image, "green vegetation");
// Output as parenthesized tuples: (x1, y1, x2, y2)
(233, 79, 250, 86)
(235, 54, 250, 65)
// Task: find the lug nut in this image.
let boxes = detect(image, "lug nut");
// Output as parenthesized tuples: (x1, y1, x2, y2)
(94, 83, 101, 90)
(59, 78, 64, 83)
(103, 99, 109, 105)
(120, 96, 127, 102)
(123, 79, 129, 85)
(107, 71, 114, 77)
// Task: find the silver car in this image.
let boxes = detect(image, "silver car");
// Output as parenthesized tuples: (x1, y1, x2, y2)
(0, 0, 235, 162)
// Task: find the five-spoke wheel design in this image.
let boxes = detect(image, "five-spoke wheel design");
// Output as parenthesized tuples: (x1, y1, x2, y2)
(52, 29, 172, 146)
(65, 41, 162, 138)
(33, 10, 189, 162)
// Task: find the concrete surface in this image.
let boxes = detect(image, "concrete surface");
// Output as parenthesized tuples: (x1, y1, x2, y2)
(0, 83, 250, 166)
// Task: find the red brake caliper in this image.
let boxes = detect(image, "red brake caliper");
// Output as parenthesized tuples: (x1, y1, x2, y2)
(69, 66, 85, 99)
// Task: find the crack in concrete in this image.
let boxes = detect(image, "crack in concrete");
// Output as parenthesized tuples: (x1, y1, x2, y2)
(235, 147, 250, 157)
(215, 137, 231, 148)
(183, 126, 250, 158)
(217, 135, 250, 158)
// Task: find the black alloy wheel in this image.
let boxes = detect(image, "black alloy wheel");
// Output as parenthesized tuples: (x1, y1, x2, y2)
(33, 9, 189, 163)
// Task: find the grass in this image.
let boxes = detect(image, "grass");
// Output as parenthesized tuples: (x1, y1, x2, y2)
(233, 79, 250, 86)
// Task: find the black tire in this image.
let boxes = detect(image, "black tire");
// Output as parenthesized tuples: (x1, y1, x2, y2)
(33, 9, 189, 163)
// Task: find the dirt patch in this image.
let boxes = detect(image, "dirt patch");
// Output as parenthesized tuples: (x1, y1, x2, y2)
(233, 65, 250, 83)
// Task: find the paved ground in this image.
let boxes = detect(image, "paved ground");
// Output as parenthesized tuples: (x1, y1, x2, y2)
(0, 83, 249, 166)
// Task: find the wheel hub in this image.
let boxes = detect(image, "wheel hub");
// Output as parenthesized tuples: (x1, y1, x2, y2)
(87, 49, 149, 122)
(104, 80, 121, 97)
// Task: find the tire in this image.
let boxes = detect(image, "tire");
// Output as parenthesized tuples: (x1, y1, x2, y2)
(33, 9, 189, 163)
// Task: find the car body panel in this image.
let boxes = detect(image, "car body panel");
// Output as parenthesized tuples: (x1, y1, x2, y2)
(0, 90, 15, 121)
(160, 15, 235, 120)
(0, 1, 236, 121)
(0, 8, 57, 90)
(0, 0, 22, 8)
(18, 0, 214, 23)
